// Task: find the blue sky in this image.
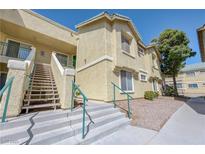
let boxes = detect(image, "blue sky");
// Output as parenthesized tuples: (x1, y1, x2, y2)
(34, 9, 205, 65)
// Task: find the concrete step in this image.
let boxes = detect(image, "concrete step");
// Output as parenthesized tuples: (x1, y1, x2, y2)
(22, 103, 60, 110)
(30, 112, 127, 144)
(1, 100, 130, 145)
(24, 97, 60, 102)
(29, 82, 56, 86)
(0, 109, 125, 144)
(0, 104, 114, 130)
(55, 118, 130, 145)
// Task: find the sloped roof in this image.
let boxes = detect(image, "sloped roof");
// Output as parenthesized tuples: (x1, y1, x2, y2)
(75, 11, 142, 40)
(181, 62, 205, 72)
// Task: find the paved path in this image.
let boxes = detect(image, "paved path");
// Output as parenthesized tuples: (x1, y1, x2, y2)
(185, 97, 205, 114)
(93, 103, 205, 145)
(92, 125, 157, 145)
(149, 104, 205, 144)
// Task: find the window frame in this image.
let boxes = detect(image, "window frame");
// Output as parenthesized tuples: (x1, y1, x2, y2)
(138, 46, 145, 57)
(5, 38, 32, 60)
(119, 70, 134, 93)
(139, 71, 148, 82)
(188, 83, 198, 89)
(121, 32, 132, 53)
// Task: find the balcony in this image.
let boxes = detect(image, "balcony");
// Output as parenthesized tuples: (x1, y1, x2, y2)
(0, 41, 31, 63)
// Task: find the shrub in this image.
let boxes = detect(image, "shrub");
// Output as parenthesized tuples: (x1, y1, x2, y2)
(154, 91, 159, 98)
(163, 85, 174, 96)
(144, 91, 155, 100)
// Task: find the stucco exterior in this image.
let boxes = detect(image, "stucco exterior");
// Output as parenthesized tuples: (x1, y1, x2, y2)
(76, 12, 162, 102)
(0, 10, 162, 117)
(165, 63, 205, 97)
(197, 25, 205, 62)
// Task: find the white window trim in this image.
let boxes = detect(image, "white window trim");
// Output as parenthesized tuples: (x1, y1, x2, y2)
(138, 46, 145, 56)
(55, 51, 71, 67)
(139, 72, 148, 82)
(119, 70, 135, 93)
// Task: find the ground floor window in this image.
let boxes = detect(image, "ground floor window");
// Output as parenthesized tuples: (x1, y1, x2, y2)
(120, 70, 133, 92)
(188, 83, 198, 88)
(0, 72, 7, 90)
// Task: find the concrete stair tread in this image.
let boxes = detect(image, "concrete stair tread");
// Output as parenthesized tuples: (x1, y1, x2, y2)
(24, 97, 60, 102)
(30, 113, 126, 144)
(25, 93, 59, 96)
(22, 103, 60, 109)
(1, 104, 117, 130)
(55, 118, 130, 145)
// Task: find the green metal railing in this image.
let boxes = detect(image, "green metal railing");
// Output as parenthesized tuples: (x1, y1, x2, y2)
(71, 81, 89, 139)
(111, 82, 133, 119)
(0, 77, 14, 123)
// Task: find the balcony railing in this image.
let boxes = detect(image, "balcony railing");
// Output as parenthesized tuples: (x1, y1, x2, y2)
(0, 41, 31, 60)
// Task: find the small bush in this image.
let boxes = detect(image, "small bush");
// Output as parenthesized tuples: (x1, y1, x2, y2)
(144, 91, 155, 100)
(154, 91, 159, 98)
(163, 85, 174, 96)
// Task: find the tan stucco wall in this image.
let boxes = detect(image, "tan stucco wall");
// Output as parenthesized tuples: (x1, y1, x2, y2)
(165, 71, 205, 95)
(0, 9, 77, 46)
(51, 54, 74, 109)
(76, 18, 162, 102)
(0, 31, 73, 64)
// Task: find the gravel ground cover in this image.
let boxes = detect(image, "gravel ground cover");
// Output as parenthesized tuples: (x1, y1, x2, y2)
(116, 97, 184, 131)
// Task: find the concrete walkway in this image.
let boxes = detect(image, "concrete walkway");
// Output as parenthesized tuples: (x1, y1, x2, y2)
(93, 103, 205, 145)
(149, 104, 205, 144)
(92, 125, 157, 145)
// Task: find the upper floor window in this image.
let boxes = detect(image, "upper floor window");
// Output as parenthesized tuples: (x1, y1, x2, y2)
(138, 46, 145, 57)
(186, 72, 195, 77)
(121, 33, 131, 53)
(56, 53, 68, 67)
(188, 83, 198, 88)
(5, 40, 31, 60)
(120, 70, 133, 92)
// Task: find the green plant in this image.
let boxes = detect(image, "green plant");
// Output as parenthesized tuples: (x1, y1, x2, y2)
(164, 85, 175, 96)
(152, 29, 196, 96)
(144, 91, 155, 100)
(154, 91, 159, 98)
(75, 89, 80, 97)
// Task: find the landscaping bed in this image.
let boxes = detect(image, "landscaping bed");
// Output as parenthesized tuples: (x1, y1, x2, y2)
(116, 96, 184, 131)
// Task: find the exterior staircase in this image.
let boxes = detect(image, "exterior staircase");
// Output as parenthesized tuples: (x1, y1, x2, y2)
(0, 102, 130, 145)
(22, 63, 60, 113)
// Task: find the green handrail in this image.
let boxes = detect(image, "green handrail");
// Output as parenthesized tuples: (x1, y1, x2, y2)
(71, 81, 88, 139)
(111, 82, 133, 119)
(0, 77, 14, 123)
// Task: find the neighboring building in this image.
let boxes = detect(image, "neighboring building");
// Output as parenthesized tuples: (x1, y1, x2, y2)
(165, 63, 205, 97)
(197, 24, 205, 62)
(0, 10, 162, 117)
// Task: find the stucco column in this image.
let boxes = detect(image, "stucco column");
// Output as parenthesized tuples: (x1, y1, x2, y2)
(61, 71, 75, 109)
(0, 61, 28, 117)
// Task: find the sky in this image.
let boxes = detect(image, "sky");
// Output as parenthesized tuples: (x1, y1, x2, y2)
(34, 9, 205, 65)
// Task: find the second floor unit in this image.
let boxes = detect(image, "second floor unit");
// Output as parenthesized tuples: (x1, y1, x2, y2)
(76, 12, 162, 81)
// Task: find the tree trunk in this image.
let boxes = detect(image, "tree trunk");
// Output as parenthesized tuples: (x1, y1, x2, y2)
(172, 74, 178, 96)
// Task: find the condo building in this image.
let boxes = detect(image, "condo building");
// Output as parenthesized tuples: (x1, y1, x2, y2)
(0, 10, 162, 117)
